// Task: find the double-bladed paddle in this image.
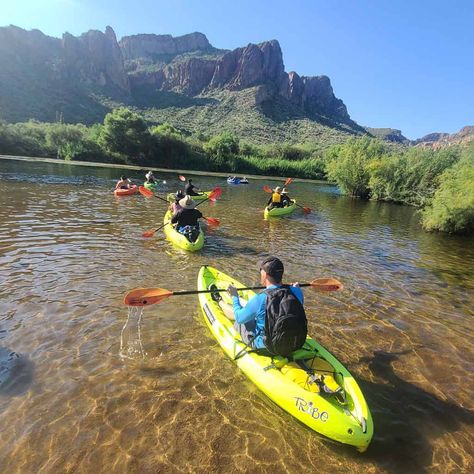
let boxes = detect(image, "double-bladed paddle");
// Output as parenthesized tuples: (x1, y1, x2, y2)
(263, 185, 311, 214)
(124, 278, 343, 306)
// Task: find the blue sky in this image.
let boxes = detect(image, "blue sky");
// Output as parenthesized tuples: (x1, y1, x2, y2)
(1, 0, 473, 139)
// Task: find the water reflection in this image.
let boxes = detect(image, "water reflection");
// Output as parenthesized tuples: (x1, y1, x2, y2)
(0, 158, 473, 473)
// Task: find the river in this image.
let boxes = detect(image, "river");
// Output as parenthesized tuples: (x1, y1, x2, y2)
(0, 158, 472, 473)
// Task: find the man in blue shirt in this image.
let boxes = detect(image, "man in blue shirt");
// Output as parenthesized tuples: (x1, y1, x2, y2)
(217, 256, 304, 350)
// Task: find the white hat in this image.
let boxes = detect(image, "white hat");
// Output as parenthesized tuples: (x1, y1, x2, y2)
(146, 171, 153, 179)
(179, 195, 196, 209)
(273, 186, 282, 193)
(281, 188, 288, 194)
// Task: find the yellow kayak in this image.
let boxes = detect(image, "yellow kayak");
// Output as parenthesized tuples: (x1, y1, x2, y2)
(163, 210, 204, 251)
(197, 266, 373, 451)
(167, 191, 212, 202)
(264, 200, 297, 218)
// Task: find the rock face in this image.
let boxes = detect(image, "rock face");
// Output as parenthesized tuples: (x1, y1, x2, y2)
(0, 25, 128, 91)
(0, 24, 355, 127)
(413, 126, 474, 147)
(62, 26, 129, 91)
(119, 32, 211, 60)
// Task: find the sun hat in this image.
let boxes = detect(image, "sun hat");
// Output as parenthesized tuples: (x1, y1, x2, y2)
(179, 195, 196, 209)
(281, 188, 288, 194)
(273, 186, 282, 193)
(146, 171, 154, 179)
(258, 256, 284, 280)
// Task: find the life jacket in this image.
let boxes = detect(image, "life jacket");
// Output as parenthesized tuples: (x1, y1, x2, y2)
(272, 192, 281, 203)
(263, 286, 307, 357)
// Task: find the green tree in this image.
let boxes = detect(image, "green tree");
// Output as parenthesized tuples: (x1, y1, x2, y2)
(325, 136, 387, 198)
(421, 145, 474, 233)
(98, 108, 151, 159)
(46, 123, 86, 160)
(204, 132, 239, 159)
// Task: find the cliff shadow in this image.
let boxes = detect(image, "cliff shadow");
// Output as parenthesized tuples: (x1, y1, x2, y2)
(345, 350, 474, 473)
(131, 87, 219, 109)
(0, 347, 34, 399)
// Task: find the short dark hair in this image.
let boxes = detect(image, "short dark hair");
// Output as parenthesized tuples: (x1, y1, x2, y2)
(188, 178, 192, 183)
(259, 256, 284, 281)
(120, 176, 126, 180)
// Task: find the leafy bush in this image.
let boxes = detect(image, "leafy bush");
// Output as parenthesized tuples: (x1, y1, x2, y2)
(421, 146, 474, 233)
(325, 136, 387, 198)
(204, 132, 239, 167)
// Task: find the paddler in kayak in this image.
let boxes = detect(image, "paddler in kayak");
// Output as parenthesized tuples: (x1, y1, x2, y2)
(170, 190, 185, 215)
(213, 256, 305, 353)
(185, 178, 202, 196)
(145, 171, 157, 185)
(115, 176, 131, 190)
(266, 186, 283, 210)
(281, 188, 292, 207)
(170, 195, 203, 242)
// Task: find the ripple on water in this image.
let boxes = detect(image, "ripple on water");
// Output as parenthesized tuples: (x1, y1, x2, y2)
(0, 164, 473, 473)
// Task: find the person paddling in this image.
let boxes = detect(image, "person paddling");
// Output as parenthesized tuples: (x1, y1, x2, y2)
(281, 188, 292, 207)
(213, 256, 306, 354)
(115, 176, 131, 190)
(185, 178, 202, 196)
(266, 186, 283, 210)
(145, 171, 157, 184)
(170, 190, 185, 215)
(170, 195, 203, 242)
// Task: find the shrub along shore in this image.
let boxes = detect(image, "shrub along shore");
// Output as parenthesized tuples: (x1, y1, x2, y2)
(1, 108, 472, 234)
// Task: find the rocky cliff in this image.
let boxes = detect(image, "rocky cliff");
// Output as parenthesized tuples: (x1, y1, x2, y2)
(413, 126, 474, 148)
(0, 24, 362, 140)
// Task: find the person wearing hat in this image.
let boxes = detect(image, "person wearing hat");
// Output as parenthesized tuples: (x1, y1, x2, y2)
(170, 190, 185, 215)
(170, 195, 203, 231)
(281, 188, 292, 207)
(184, 178, 202, 196)
(213, 256, 304, 351)
(266, 186, 283, 210)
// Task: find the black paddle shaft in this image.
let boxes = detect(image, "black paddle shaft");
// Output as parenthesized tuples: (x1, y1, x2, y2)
(172, 283, 312, 296)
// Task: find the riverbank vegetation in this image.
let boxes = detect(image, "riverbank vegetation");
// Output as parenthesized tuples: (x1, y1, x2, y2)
(1, 108, 472, 234)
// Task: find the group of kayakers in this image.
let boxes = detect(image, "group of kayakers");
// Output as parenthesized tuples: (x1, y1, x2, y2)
(266, 186, 292, 210)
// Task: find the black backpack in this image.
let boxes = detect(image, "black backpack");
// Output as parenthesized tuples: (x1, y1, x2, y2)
(263, 285, 308, 357)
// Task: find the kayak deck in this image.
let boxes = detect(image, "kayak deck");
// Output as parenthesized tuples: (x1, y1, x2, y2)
(163, 210, 204, 251)
(114, 185, 138, 196)
(197, 265, 373, 451)
(167, 191, 211, 202)
(264, 200, 297, 218)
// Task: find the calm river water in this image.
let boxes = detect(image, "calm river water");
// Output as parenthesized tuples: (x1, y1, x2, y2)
(0, 158, 473, 474)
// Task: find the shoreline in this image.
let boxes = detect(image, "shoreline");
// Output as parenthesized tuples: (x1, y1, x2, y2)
(0, 154, 328, 185)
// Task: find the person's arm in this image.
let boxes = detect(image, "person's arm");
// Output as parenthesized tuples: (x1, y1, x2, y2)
(195, 209, 203, 219)
(228, 287, 263, 325)
(171, 211, 179, 224)
(291, 284, 304, 304)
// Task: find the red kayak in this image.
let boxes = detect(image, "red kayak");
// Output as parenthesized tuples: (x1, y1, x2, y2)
(114, 185, 138, 196)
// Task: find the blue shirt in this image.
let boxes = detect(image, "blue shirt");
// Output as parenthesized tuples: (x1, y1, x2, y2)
(232, 285, 304, 349)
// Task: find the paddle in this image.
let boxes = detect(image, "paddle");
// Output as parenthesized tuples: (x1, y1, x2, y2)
(142, 187, 222, 237)
(263, 185, 311, 214)
(139, 186, 169, 203)
(124, 278, 343, 306)
(178, 175, 186, 182)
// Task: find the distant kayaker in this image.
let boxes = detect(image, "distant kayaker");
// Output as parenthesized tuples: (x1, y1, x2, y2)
(185, 178, 202, 196)
(170, 195, 203, 232)
(145, 171, 157, 184)
(115, 176, 131, 190)
(170, 190, 185, 215)
(281, 188, 292, 207)
(213, 256, 306, 354)
(266, 186, 283, 210)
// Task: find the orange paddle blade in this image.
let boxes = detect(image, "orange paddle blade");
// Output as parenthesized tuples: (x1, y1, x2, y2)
(208, 187, 222, 201)
(303, 207, 311, 214)
(284, 177, 293, 186)
(263, 185, 273, 193)
(178, 175, 186, 182)
(124, 288, 173, 306)
(205, 217, 220, 225)
(142, 229, 156, 238)
(310, 278, 343, 292)
(139, 186, 154, 197)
